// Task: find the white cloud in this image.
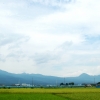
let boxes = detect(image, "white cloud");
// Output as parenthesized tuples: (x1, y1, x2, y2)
(0, 0, 100, 77)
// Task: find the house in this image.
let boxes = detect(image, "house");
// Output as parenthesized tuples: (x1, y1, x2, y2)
(22, 83, 31, 87)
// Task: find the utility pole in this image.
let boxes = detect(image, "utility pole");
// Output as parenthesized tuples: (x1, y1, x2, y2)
(94, 76, 95, 84)
(18, 79, 20, 86)
(32, 77, 33, 87)
(64, 77, 65, 84)
(56, 79, 58, 87)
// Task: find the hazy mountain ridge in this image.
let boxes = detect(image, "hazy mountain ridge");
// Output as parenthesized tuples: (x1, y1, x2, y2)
(0, 70, 100, 85)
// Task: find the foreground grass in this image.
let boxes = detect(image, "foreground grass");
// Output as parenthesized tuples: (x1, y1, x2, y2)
(0, 93, 67, 100)
(56, 93, 100, 100)
(0, 88, 100, 100)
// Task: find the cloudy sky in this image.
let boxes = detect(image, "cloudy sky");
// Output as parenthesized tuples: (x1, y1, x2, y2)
(0, 0, 100, 77)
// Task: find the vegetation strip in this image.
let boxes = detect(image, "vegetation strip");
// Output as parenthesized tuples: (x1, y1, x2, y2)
(0, 88, 100, 100)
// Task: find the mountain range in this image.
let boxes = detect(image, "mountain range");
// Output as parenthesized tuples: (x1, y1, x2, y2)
(0, 70, 100, 85)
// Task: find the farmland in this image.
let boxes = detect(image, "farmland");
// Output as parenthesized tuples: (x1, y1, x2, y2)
(0, 88, 100, 100)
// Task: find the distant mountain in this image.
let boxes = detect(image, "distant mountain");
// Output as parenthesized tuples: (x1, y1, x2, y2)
(0, 70, 100, 85)
(79, 73, 90, 77)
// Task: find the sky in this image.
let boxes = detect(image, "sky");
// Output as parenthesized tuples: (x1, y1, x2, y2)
(0, 0, 100, 77)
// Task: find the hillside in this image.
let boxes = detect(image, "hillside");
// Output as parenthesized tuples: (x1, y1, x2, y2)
(0, 70, 100, 85)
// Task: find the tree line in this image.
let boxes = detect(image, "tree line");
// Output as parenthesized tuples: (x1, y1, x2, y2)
(60, 82, 74, 86)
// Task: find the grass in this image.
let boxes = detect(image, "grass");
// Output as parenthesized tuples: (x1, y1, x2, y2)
(56, 93, 100, 100)
(0, 93, 67, 100)
(0, 87, 100, 100)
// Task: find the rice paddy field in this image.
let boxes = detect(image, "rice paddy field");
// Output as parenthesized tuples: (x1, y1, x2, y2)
(0, 88, 100, 100)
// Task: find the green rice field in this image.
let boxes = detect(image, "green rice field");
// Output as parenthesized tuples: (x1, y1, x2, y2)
(0, 88, 100, 100)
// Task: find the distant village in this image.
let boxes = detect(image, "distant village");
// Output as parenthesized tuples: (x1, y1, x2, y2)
(0, 82, 100, 88)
